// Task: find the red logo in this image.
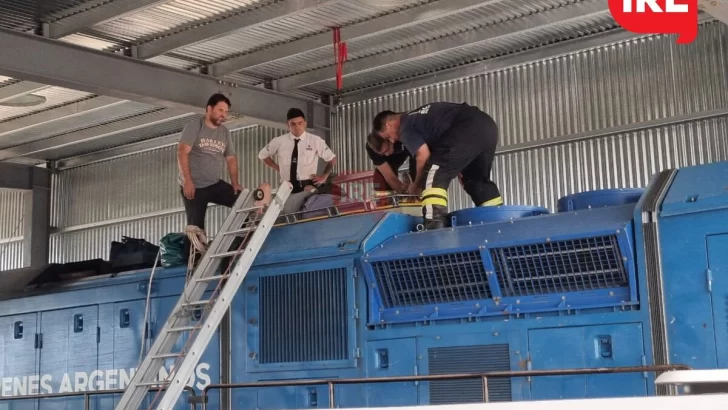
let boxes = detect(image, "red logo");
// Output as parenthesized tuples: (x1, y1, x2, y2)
(608, 0, 698, 44)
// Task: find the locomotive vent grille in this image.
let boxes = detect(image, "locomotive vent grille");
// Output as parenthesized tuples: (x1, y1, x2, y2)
(259, 268, 349, 364)
(428, 344, 512, 403)
(370, 251, 491, 308)
(490, 235, 628, 297)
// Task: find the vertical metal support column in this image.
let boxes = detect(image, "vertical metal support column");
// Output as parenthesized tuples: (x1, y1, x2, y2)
(315, 95, 334, 176)
(0, 162, 51, 269)
(22, 165, 51, 268)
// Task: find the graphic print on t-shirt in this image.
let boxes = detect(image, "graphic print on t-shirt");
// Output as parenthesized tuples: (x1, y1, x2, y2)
(197, 137, 226, 154)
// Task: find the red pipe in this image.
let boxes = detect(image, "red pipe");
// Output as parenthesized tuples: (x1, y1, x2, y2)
(333, 27, 347, 92)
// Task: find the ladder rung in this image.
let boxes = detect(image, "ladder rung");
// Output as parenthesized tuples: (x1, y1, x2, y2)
(169, 326, 200, 332)
(151, 353, 184, 359)
(210, 250, 240, 258)
(137, 381, 169, 387)
(223, 226, 256, 236)
(197, 274, 230, 283)
(235, 205, 263, 214)
(184, 300, 211, 307)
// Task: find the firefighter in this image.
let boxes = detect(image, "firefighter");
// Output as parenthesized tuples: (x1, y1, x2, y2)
(369, 102, 502, 230)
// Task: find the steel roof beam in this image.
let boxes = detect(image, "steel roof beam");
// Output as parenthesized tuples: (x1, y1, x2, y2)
(0, 96, 125, 137)
(0, 81, 50, 103)
(0, 162, 46, 190)
(275, 0, 609, 91)
(0, 109, 195, 161)
(208, 0, 502, 77)
(42, 0, 169, 39)
(132, 0, 338, 60)
(0, 27, 330, 133)
(53, 117, 261, 170)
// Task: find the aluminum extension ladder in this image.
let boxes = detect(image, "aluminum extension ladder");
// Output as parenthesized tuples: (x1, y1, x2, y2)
(114, 182, 292, 410)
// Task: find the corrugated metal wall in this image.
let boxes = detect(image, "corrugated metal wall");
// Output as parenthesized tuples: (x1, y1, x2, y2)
(333, 21, 728, 212)
(49, 125, 284, 263)
(0, 189, 25, 270)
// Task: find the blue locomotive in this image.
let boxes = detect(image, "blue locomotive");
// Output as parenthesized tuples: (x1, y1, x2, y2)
(0, 159, 726, 409)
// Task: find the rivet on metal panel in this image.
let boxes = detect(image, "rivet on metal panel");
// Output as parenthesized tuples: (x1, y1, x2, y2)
(545, 237, 550, 242)
(493, 332, 499, 337)
(248, 286, 257, 293)
(249, 352, 257, 359)
(435, 336, 440, 340)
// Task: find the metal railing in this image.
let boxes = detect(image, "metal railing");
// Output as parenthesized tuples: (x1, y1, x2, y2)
(0, 385, 198, 410)
(201, 364, 690, 410)
(0, 365, 691, 409)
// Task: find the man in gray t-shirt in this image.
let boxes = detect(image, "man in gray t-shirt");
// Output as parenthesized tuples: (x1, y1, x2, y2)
(177, 93, 243, 244)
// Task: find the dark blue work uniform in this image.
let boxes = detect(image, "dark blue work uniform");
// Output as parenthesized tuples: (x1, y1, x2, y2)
(398, 102, 502, 227)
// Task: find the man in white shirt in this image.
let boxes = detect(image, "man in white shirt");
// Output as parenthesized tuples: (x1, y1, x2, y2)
(259, 108, 337, 214)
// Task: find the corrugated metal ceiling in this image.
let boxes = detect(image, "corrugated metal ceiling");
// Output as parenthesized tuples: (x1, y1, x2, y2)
(0, 100, 159, 149)
(0, 0, 641, 163)
(86, 0, 274, 42)
(0, 87, 94, 122)
(0, 0, 100, 31)
(239, 0, 608, 80)
(169, 0, 425, 62)
(300, 12, 618, 94)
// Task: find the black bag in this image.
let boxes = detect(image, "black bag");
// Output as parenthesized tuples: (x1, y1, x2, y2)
(159, 232, 189, 268)
(109, 236, 160, 273)
(28, 259, 112, 287)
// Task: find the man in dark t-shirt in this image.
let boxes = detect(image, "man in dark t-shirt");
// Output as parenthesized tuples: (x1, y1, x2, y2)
(365, 137, 417, 195)
(369, 102, 502, 230)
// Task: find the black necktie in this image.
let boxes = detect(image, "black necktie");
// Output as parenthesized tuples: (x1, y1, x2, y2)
(290, 138, 301, 193)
